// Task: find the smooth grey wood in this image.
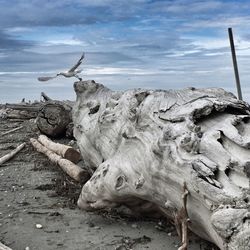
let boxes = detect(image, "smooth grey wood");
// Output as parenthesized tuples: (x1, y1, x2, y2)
(73, 81, 250, 250)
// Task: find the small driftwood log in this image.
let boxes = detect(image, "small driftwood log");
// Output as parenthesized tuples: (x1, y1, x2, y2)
(0, 143, 26, 166)
(73, 80, 250, 250)
(0, 103, 41, 112)
(38, 135, 81, 163)
(0, 109, 38, 120)
(30, 138, 89, 183)
(0, 103, 41, 120)
(1, 126, 23, 136)
(36, 102, 72, 138)
(0, 242, 12, 250)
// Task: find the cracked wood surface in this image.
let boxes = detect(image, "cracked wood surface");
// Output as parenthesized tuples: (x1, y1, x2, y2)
(73, 80, 250, 250)
(0, 109, 214, 250)
(36, 102, 72, 137)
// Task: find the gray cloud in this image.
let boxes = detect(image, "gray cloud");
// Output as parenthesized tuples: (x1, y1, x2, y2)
(0, 50, 141, 73)
(0, 0, 146, 29)
(0, 30, 34, 51)
(1, 0, 250, 30)
(1, 0, 250, 104)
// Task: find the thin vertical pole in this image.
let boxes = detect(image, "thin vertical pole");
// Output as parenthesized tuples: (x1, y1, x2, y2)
(228, 27, 243, 100)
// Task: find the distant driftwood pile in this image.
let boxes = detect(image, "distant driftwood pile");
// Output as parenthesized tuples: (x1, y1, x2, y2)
(0, 92, 74, 138)
(72, 81, 250, 250)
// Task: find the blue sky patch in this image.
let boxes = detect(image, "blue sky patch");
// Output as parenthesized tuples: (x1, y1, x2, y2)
(0, 0, 250, 102)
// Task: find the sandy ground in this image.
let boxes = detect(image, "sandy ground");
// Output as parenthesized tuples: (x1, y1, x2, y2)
(0, 117, 217, 250)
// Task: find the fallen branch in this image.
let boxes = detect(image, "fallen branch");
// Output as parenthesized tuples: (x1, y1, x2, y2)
(0, 103, 41, 112)
(38, 135, 81, 164)
(0, 143, 26, 166)
(41, 92, 52, 102)
(1, 126, 24, 136)
(0, 241, 12, 250)
(30, 138, 89, 183)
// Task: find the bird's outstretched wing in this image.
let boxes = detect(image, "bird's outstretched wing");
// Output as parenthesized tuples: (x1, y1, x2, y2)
(37, 76, 57, 82)
(68, 52, 85, 72)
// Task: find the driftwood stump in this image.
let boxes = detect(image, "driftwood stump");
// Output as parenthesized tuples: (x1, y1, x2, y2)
(72, 80, 250, 250)
(36, 102, 72, 138)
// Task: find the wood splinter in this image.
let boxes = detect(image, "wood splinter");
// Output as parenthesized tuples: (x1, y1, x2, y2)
(0, 143, 26, 166)
(176, 182, 190, 250)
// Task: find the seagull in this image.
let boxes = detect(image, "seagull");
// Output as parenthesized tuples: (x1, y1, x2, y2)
(38, 52, 85, 82)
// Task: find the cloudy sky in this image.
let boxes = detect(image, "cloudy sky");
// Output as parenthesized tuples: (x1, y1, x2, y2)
(1, 0, 250, 103)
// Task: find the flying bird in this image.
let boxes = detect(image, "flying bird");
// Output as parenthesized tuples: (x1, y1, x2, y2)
(38, 53, 85, 82)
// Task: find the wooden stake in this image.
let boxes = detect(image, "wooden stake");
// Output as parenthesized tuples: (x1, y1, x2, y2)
(228, 27, 243, 100)
(0, 143, 26, 166)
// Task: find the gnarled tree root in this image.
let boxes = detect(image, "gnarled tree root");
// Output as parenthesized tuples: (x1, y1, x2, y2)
(73, 80, 250, 250)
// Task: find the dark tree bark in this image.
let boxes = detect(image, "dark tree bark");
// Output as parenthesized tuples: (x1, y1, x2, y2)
(36, 102, 72, 138)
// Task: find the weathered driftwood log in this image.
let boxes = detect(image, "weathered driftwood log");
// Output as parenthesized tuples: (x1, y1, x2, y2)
(36, 102, 72, 137)
(38, 135, 81, 163)
(0, 108, 37, 120)
(30, 138, 89, 183)
(0, 103, 41, 112)
(0, 143, 26, 166)
(0, 103, 41, 120)
(73, 80, 250, 250)
(0, 241, 12, 250)
(1, 126, 24, 136)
